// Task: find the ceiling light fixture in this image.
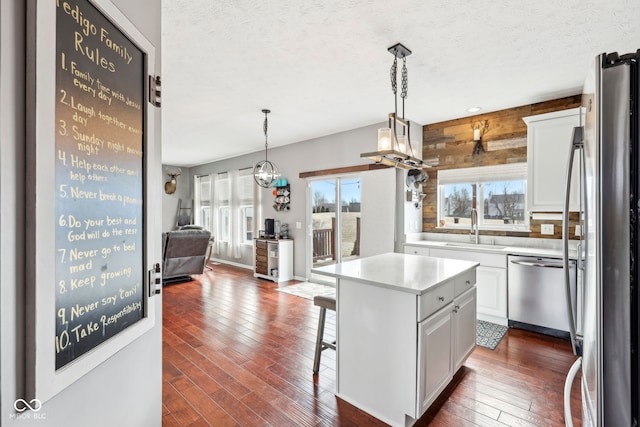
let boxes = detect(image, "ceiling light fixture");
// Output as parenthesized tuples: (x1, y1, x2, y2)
(361, 43, 438, 169)
(253, 109, 280, 188)
(467, 106, 482, 113)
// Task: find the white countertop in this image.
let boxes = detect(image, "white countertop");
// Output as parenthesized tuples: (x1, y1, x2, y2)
(404, 240, 577, 259)
(312, 252, 478, 295)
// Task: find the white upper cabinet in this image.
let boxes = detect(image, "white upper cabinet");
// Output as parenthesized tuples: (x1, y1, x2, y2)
(523, 108, 582, 213)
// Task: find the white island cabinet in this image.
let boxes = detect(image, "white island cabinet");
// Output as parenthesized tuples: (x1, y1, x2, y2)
(312, 253, 478, 427)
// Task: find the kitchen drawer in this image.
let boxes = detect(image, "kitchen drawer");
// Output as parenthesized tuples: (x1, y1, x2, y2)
(255, 254, 267, 263)
(419, 280, 454, 321)
(255, 240, 268, 249)
(454, 269, 476, 296)
(405, 245, 430, 256)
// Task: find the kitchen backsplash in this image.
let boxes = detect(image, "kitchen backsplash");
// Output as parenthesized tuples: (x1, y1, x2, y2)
(421, 95, 582, 240)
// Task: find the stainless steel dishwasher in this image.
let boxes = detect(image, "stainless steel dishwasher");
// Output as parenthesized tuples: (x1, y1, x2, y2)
(508, 255, 577, 339)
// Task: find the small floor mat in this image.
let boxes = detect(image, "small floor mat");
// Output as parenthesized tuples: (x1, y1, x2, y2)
(476, 320, 508, 350)
(276, 282, 335, 300)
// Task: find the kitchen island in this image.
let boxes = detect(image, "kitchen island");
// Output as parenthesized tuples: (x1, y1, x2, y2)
(312, 252, 479, 427)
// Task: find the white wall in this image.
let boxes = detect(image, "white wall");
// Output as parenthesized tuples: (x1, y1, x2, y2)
(189, 121, 424, 278)
(1, 1, 163, 425)
(360, 168, 396, 257)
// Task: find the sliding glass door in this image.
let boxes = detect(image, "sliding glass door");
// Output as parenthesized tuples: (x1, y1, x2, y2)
(308, 177, 361, 283)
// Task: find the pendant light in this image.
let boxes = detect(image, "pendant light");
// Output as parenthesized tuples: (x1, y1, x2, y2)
(361, 43, 438, 169)
(253, 109, 280, 188)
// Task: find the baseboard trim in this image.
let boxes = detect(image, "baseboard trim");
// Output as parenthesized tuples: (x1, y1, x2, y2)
(208, 258, 253, 270)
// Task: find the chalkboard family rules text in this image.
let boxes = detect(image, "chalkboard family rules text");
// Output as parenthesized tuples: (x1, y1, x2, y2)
(55, 0, 145, 369)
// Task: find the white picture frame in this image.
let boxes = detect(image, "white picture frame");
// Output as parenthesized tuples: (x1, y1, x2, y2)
(26, 0, 158, 403)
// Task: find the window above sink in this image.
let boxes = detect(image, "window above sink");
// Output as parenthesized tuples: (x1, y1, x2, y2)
(437, 163, 530, 232)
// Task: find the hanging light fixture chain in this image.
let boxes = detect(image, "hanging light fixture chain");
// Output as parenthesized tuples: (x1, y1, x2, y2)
(401, 55, 408, 124)
(401, 56, 408, 100)
(263, 110, 269, 161)
(390, 56, 398, 95)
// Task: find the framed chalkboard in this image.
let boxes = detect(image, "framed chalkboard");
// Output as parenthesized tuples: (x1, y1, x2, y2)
(26, 0, 158, 403)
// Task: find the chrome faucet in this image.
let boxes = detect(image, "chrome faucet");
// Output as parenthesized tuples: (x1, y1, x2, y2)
(469, 208, 479, 244)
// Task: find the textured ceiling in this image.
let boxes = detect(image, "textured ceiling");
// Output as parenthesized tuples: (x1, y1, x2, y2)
(161, 0, 640, 167)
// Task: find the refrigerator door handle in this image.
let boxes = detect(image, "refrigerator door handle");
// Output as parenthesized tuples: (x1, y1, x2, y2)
(564, 357, 582, 427)
(563, 126, 583, 355)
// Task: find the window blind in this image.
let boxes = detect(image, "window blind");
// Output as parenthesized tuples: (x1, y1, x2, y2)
(437, 163, 527, 185)
(238, 168, 253, 205)
(215, 172, 229, 204)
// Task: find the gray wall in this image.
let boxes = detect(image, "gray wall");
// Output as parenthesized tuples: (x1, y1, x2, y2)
(1, 1, 162, 425)
(189, 121, 423, 278)
(162, 164, 192, 231)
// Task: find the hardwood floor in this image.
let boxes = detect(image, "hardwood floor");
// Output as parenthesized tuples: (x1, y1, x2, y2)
(162, 263, 582, 426)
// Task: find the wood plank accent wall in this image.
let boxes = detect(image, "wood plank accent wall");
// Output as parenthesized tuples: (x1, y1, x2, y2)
(421, 95, 582, 239)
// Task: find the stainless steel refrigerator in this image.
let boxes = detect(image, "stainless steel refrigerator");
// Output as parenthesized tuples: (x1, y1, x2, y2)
(563, 51, 639, 426)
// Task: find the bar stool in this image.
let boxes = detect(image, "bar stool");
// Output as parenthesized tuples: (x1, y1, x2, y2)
(313, 294, 336, 374)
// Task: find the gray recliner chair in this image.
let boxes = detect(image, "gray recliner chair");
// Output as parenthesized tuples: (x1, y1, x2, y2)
(162, 228, 211, 284)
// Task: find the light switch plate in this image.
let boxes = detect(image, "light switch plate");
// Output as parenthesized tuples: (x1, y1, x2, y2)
(575, 225, 582, 236)
(296, 221, 302, 229)
(541, 224, 554, 235)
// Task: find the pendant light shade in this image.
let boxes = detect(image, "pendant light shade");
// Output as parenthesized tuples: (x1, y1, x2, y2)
(253, 109, 280, 188)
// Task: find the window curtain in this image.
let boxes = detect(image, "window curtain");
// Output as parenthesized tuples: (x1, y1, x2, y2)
(193, 174, 212, 230)
(213, 169, 255, 259)
(227, 169, 241, 259)
(237, 169, 254, 244)
(212, 172, 228, 255)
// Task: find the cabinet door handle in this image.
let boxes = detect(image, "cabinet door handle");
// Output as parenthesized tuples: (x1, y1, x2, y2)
(455, 305, 460, 310)
(465, 280, 470, 285)
(438, 296, 444, 302)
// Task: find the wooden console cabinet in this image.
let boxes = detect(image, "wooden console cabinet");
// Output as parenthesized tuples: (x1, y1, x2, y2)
(253, 238, 293, 283)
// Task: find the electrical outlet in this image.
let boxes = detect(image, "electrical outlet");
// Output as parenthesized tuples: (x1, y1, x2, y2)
(541, 224, 554, 235)
(296, 221, 302, 229)
(575, 225, 582, 236)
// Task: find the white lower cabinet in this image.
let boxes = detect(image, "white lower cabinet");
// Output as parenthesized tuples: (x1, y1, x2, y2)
(417, 306, 453, 415)
(430, 248, 507, 325)
(453, 287, 477, 371)
(416, 286, 477, 418)
(475, 266, 507, 323)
